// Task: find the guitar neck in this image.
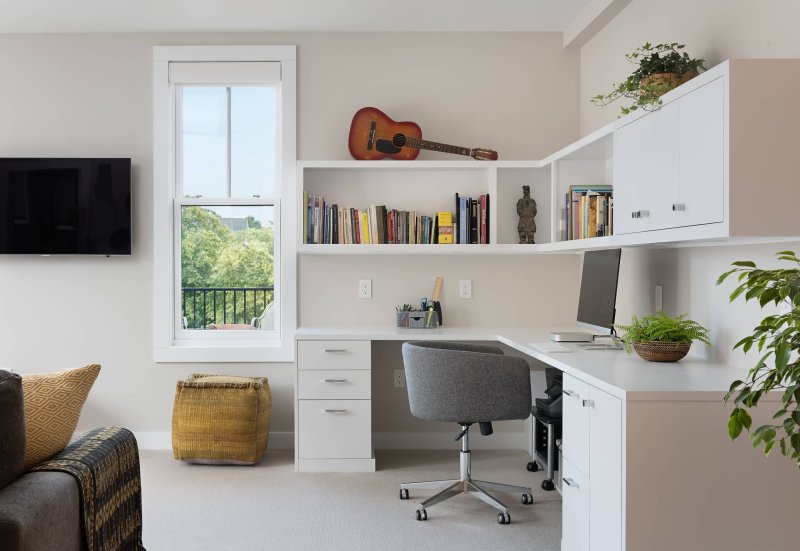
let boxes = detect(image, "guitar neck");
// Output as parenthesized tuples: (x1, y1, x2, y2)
(404, 137, 472, 157)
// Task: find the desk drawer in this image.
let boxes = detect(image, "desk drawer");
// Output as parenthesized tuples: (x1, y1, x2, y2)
(298, 400, 372, 459)
(562, 373, 590, 476)
(297, 340, 370, 370)
(561, 457, 590, 551)
(298, 370, 371, 400)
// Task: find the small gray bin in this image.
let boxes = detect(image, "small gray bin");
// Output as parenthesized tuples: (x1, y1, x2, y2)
(396, 310, 439, 329)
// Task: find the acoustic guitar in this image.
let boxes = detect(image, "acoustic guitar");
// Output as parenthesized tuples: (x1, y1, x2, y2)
(348, 107, 498, 161)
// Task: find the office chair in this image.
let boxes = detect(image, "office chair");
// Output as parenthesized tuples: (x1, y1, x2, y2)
(399, 341, 533, 524)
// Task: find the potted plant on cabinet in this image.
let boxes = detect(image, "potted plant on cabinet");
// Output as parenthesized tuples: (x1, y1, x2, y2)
(591, 42, 706, 116)
(717, 251, 800, 468)
(616, 311, 711, 362)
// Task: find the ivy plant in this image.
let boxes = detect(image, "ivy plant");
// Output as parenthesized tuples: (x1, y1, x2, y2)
(717, 251, 800, 468)
(615, 311, 710, 354)
(591, 42, 705, 116)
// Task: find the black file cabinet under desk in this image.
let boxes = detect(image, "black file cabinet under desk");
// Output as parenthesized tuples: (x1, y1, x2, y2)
(527, 407, 562, 491)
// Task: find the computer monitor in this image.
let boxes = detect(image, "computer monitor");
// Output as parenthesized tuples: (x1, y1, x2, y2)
(576, 248, 621, 334)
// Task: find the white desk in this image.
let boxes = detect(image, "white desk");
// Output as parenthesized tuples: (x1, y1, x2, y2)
(295, 326, 799, 551)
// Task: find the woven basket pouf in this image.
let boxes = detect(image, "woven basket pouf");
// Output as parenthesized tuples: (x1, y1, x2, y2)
(172, 374, 271, 464)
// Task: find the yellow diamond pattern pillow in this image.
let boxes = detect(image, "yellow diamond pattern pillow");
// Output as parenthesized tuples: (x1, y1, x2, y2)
(21, 364, 101, 469)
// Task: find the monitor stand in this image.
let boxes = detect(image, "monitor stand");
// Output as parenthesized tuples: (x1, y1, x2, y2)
(549, 331, 594, 342)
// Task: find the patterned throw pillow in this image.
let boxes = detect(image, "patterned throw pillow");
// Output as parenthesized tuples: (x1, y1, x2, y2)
(21, 364, 101, 469)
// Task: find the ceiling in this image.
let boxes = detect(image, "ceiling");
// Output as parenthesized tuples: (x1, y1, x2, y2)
(0, 0, 594, 33)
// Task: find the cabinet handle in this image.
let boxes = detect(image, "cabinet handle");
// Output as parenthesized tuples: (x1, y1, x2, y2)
(639, 210, 650, 218)
(563, 389, 579, 398)
(324, 349, 348, 353)
(582, 399, 594, 408)
(323, 378, 347, 383)
(324, 408, 348, 413)
(672, 203, 686, 212)
(563, 477, 578, 488)
(631, 210, 637, 219)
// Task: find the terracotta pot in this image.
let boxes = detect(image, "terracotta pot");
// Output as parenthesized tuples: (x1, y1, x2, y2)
(639, 71, 699, 97)
(631, 341, 691, 362)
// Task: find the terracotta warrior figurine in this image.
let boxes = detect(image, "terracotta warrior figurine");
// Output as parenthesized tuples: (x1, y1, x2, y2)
(517, 185, 537, 244)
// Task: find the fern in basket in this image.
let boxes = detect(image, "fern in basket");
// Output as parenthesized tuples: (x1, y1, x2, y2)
(615, 311, 711, 354)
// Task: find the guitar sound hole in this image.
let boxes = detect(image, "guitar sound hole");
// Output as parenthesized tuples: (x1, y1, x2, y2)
(392, 134, 407, 148)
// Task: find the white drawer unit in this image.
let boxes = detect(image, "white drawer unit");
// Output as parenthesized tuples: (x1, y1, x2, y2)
(295, 339, 374, 472)
(298, 399, 372, 459)
(297, 370, 371, 400)
(561, 372, 622, 551)
(297, 340, 370, 370)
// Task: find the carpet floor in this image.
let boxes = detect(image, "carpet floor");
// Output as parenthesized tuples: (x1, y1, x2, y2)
(140, 449, 562, 551)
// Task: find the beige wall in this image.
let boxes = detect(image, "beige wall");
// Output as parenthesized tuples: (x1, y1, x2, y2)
(0, 32, 581, 443)
(579, 0, 800, 369)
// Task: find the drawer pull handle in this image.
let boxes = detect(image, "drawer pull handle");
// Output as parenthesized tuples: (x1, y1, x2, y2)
(324, 349, 348, 353)
(324, 408, 348, 413)
(563, 478, 578, 488)
(672, 203, 686, 212)
(582, 399, 594, 408)
(563, 390, 579, 398)
(324, 378, 347, 383)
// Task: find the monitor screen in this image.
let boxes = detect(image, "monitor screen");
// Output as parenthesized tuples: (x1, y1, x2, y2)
(576, 248, 621, 333)
(0, 158, 131, 255)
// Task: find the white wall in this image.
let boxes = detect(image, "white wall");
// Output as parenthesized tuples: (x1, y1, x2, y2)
(0, 32, 581, 444)
(579, 0, 800, 369)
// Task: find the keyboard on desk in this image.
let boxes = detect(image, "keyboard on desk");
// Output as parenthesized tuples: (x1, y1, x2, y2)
(528, 341, 573, 353)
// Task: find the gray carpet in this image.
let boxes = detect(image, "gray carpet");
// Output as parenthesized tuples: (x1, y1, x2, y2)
(140, 449, 562, 551)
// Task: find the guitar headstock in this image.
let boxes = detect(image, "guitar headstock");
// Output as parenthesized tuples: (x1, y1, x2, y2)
(471, 148, 499, 161)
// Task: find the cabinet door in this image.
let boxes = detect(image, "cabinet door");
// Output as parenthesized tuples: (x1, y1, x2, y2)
(562, 374, 590, 476)
(614, 104, 678, 233)
(588, 387, 623, 551)
(298, 399, 372, 459)
(561, 457, 590, 551)
(675, 77, 725, 227)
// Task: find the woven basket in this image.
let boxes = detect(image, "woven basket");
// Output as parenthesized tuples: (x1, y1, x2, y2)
(640, 71, 698, 97)
(632, 341, 691, 362)
(172, 373, 271, 464)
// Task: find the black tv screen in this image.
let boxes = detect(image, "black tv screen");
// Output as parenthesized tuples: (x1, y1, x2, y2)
(0, 158, 131, 255)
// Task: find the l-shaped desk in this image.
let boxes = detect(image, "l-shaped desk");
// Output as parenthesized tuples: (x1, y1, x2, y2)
(295, 326, 798, 551)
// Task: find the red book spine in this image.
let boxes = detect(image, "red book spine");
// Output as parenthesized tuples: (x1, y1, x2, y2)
(480, 195, 487, 244)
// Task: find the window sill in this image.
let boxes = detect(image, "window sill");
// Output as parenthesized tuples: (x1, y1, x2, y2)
(154, 340, 294, 363)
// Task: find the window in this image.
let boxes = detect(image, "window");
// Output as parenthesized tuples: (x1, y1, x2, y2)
(153, 47, 296, 362)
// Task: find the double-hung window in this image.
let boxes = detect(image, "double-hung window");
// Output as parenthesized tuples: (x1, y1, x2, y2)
(153, 47, 296, 362)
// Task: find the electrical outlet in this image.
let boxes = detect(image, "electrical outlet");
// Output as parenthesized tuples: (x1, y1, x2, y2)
(358, 279, 372, 299)
(459, 279, 472, 299)
(393, 369, 406, 388)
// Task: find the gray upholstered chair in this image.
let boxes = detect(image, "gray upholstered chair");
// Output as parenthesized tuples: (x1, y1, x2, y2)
(399, 341, 533, 524)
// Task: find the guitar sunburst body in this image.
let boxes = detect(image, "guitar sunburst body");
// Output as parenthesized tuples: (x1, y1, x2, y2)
(348, 107, 498, 161)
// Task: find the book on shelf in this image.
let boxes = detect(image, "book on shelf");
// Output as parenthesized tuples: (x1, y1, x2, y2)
(563, 185, 613, 240)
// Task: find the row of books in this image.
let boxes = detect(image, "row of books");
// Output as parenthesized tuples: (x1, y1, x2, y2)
(563, 185, 613, 240)
(454, 194, 490, 245)
(303, 193, 439, 244)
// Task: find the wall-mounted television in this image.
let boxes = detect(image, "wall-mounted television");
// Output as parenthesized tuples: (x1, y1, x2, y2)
(0, 158, 131, 255)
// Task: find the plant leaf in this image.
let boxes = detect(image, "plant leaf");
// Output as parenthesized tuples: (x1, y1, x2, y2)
(728, 415, 743, 440)
(737, 408, 752, 430)
(732, 261, 756, 268)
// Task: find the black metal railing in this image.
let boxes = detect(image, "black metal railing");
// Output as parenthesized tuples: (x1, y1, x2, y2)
(182, 287, 274, 329)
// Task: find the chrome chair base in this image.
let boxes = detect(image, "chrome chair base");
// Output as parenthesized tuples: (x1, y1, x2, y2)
(400, 426, 533, 522)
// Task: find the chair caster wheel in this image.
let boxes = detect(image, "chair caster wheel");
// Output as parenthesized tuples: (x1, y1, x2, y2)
(541, 479, 555, 491)
(526, 461, 539, 472)
(497, 512, 511, 524)
(522, 493, 533, 505)
(400, 488, 409, 499)
(416, 508, 428, 521)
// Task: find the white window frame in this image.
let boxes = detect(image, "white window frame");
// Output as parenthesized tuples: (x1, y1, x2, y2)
(153, 46, 296, 363)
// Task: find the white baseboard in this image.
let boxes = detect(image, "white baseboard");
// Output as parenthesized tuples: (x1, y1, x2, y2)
(133, 430, 529, 453)
(133, 431, 294, 451)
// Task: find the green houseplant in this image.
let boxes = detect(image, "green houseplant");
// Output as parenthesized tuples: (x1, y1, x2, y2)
(615, 311, 711, 362)
(591, 42, 706, 116)
(717, 251, 800, 468)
